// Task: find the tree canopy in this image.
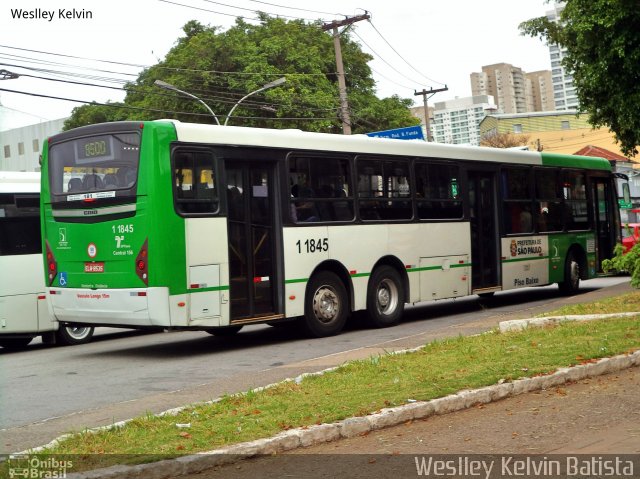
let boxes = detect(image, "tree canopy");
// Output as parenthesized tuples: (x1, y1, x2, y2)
(64, 16, 418, 134)
(519, 0, 640, 157)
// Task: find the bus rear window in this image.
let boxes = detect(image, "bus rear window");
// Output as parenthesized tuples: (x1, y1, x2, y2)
(48, 132, 140, 199)
(0, 193, 40, 256)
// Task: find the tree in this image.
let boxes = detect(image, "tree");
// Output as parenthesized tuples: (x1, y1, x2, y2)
(480, 132, 530, 149)
(63, 102, 129, 131)
(64, 16, 419, 133)
(519, 1, 640, 157)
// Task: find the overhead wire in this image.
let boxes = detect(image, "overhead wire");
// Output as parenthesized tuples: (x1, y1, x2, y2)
(201, 0, 316, 21)
(351, 30, 423, 90)
(2, 64, 340, 114)
(0, 87, 338, 122)
(366, 20, 446, 87)
(1, 1, 444, 125)
(158, 0, 261, 21)
(246, 0, 341, 17)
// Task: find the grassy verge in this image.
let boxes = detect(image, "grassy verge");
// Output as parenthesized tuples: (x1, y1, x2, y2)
(538, 290, 640, 316)
(10, 291, 639, 473)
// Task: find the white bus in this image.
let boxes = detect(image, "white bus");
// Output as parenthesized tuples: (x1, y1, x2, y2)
(0, 171, 93, 349)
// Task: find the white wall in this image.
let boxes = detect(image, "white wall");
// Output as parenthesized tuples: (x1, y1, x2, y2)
(0, 118, 66, 171)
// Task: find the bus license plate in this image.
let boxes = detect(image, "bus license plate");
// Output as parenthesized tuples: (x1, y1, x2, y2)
(84, 262, 105, 273)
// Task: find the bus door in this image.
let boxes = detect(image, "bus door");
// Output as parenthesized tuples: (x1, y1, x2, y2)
(225, 162, 282, 322)
(592, 177, 615, 269)
(467, 169, 500, 292)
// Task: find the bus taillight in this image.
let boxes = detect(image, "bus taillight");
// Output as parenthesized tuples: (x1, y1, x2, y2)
(135, 239, 149, 286)
(45, 240, 57, 286)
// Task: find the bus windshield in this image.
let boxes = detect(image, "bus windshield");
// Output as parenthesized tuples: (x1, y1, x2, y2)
(48, 131, 140, 200)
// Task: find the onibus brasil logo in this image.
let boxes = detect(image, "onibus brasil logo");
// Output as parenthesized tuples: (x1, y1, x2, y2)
(7, 454, 73, 478)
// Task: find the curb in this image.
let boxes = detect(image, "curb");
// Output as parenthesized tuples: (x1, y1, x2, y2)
(63, 314, 640, 478)
(499, 311, 640, 332)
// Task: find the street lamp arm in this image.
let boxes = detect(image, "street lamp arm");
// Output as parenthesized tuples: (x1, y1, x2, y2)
(0, 69, 20, 80)
(154, 79, 220, 125)
(224, 77, 286, 126)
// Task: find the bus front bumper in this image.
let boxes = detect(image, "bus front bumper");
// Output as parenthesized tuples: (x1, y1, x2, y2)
(46, 287, 172, 328)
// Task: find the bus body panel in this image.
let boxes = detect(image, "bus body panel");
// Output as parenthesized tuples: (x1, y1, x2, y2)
(283, 222, 472, 317)
(0, 255, 47, 334)
(47, 287, 170, 327)
(184, 217, 229, 327)
(500, 235, 550, 290)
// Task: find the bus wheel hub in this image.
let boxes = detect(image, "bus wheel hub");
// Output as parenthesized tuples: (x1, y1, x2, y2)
(313, 287, 338, 323)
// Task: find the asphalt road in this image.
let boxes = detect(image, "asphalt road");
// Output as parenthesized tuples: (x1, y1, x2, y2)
(0, 277, 630, 453)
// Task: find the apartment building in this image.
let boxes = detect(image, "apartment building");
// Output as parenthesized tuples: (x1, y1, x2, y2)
(430, 95, 497, 146)
(471, 63, 555, 115)
(546, 1, 579, 111)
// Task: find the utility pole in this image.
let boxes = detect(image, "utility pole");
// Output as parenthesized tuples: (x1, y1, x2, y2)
(414, 86, 448, 142)
(323, 13, 370, 135)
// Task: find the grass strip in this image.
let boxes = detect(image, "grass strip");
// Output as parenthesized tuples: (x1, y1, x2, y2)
(538, 290, 640, 316)
(36, 314, 639, 467)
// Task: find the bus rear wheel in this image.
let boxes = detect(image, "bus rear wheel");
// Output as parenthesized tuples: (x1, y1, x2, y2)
(558, 251, 581, 295)
(303, 271, 348, 337)
(366, 266, 405, 327)
(55, 324, 94, 346)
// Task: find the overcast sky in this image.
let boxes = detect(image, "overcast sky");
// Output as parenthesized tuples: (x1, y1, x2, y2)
(0, 0, 552, 129)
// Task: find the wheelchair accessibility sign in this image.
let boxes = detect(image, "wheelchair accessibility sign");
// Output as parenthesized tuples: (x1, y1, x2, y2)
(59, 272, 68, 287)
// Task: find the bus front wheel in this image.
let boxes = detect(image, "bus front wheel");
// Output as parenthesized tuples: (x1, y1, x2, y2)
(55, 324, 94, 346)
(303, 271, 348, 337)
(558, 251, 581, 295)
(366, 266, 405, 327)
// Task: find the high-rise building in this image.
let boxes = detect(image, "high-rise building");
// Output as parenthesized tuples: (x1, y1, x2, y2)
(430, 95, 497, 146)
(525, 70, 555, 112)
(546, 1, 579, 110)
(470, 63, 526, 114)
(471, 64, 555, 114)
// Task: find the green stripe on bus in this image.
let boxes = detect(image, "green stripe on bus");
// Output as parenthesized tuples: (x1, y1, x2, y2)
(407, 263, 472, 273)
(285, 278, 309, 284)
(187, 285, 230, 293)
(541, 152, 611, 170)
(350, 272, 371, 278)
(501, 256, 550, 264)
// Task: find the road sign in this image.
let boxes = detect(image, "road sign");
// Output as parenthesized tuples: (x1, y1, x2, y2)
(366, 125, 425, 140)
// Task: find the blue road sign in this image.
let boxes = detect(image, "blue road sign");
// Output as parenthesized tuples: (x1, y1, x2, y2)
(366, 125, 425, 140)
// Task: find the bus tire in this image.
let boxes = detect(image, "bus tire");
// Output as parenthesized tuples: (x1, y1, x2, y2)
(303, 271, 348, 337)
(0, 337, 33, 349)
(558, 250, 580, 295)
(55, 324, 94, 346)
(366, 266, 405, 327)
(207, 325, 243, 336)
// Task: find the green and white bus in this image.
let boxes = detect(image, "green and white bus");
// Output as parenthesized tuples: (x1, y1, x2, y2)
(40, 121, 620, 338)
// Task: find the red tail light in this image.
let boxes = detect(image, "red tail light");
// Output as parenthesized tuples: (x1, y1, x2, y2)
(135, 238, 149, 286)
(45, 240, 57, 286)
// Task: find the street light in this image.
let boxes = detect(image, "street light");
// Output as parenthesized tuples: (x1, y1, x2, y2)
(153, 79, 220, 125)
(224, 77, 286, 126)
(0, 69, 20, 80)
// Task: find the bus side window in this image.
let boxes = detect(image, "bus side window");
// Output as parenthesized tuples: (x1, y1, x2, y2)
(288, 155, 354, 223)
(172, 150, 219, 215)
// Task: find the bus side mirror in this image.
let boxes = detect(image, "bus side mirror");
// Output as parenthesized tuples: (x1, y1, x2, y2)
(623, 183, 631, 204)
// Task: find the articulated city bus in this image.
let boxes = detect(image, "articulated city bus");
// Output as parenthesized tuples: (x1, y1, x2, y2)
(0, 171, 93, 348)
(40, 121, 620, 338)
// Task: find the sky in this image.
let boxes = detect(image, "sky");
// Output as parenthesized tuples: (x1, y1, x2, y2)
(0, 0, 553, 129)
